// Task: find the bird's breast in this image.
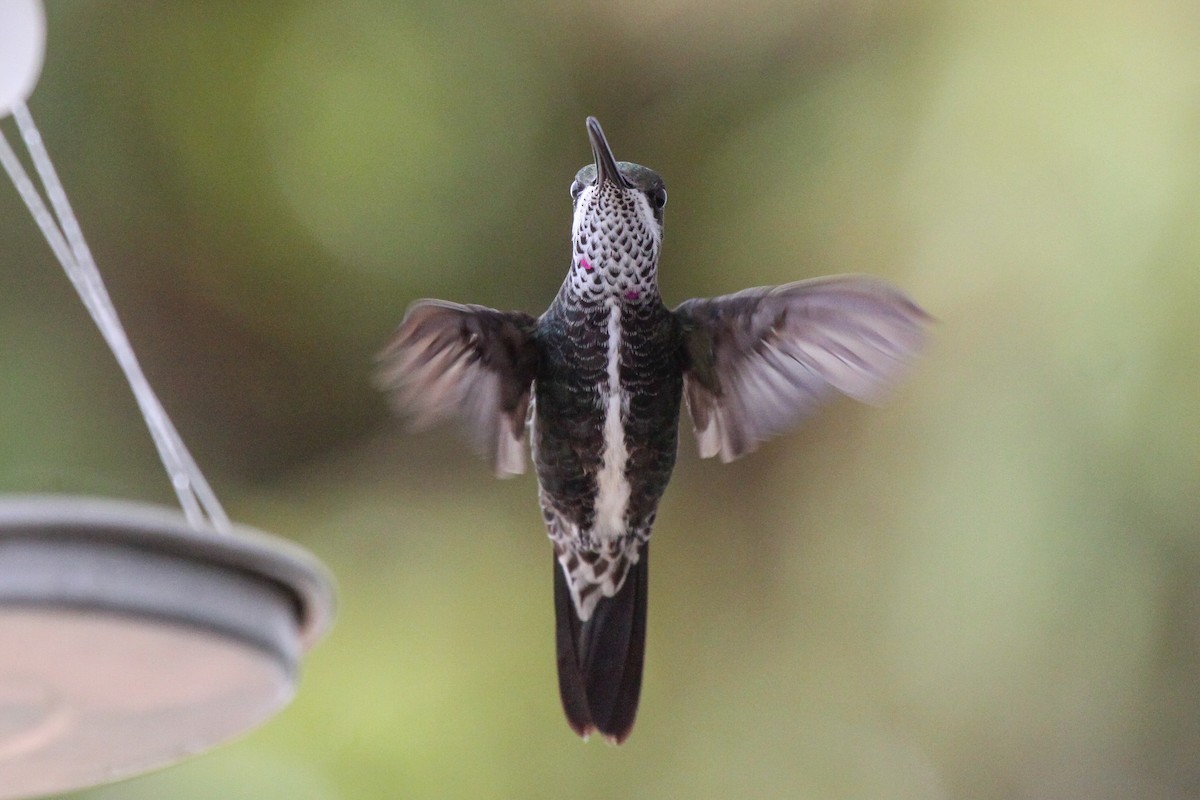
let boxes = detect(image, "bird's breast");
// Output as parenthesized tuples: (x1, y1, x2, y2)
(533, 299, 685, 542)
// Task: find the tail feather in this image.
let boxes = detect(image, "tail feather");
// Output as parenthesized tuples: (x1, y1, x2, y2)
(554, 544, 648, 743)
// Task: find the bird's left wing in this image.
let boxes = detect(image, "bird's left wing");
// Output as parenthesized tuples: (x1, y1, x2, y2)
(675, 275, 929, 462)
(375, 300, 539, 476)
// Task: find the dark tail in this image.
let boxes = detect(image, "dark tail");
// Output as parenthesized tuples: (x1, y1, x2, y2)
(554, 544, 648, 744)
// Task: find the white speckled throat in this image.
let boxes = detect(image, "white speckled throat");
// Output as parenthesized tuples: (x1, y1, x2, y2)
(567, 182, 662, 303)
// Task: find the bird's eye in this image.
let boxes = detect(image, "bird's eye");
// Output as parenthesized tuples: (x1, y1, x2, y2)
(570, 180, 583, 202)
(650, 187, 667, 210)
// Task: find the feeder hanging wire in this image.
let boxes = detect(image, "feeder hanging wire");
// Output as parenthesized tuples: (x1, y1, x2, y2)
(0, 102, 230, 533)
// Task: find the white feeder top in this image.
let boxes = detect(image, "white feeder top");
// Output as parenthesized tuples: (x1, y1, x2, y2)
(0, 0, 45, 117)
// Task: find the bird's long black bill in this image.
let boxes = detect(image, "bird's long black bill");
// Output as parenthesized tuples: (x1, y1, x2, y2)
(586, 116, 630, 189)
(554, 544, 648, 744)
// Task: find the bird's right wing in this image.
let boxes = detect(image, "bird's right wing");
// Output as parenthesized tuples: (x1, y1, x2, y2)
(375, 300, 539, 476)
(675, 276, 929, 462)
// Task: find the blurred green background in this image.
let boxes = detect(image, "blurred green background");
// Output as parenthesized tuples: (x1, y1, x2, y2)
(3, 0, 1199, 798)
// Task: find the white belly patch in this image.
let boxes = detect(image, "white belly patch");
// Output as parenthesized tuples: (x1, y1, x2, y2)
(593, 302, 630, 543)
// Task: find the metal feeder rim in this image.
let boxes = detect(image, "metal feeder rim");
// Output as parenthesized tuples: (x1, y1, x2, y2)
(0, 494, 336, 650)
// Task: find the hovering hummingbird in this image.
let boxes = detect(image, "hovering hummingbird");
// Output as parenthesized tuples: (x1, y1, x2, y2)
(377, 117, 928, 744)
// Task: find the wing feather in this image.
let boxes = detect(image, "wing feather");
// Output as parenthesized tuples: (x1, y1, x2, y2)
(675, 275, 929, 462)
(375, 300, 539, 475)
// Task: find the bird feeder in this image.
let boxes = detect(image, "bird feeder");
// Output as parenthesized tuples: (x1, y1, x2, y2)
(0, 3, 335, 797)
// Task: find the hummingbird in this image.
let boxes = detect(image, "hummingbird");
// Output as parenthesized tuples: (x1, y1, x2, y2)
(376, 117, 928, 744)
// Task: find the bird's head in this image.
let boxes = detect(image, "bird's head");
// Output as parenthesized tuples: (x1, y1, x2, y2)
(566, 117, 667, 304)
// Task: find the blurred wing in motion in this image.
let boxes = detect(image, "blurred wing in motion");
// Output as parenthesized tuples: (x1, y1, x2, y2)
(376, 300, 539, 476)
(675, 275, 930, 462)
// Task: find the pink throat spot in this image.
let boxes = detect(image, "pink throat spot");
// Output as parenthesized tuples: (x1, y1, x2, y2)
(580, 257, 594, 272)
(625, 290, 639, 301)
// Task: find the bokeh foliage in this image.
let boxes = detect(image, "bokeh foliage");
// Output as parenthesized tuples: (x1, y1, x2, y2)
(1, 1, 1198, 797)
